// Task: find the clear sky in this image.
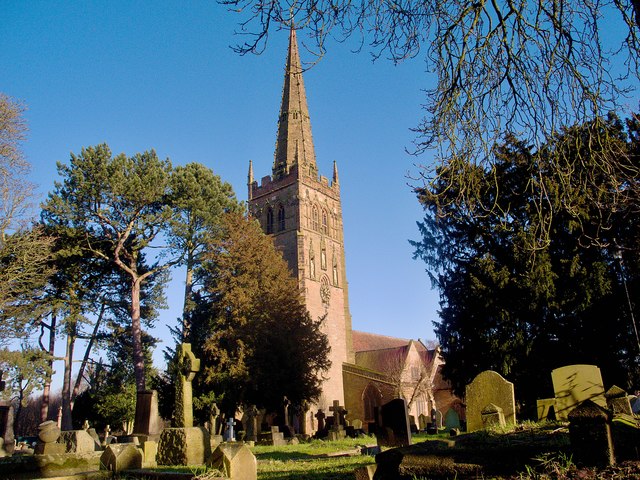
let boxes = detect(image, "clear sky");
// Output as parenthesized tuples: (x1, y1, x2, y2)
(1, 1, 440, 381)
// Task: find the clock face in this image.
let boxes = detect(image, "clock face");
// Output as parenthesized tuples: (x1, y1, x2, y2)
(320, 278, 331, 306)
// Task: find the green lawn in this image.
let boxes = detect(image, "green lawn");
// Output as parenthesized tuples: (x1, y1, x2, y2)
(254, 436, 378, 480)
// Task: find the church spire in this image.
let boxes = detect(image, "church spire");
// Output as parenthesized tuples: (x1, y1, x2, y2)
(272, 27, 317, 179)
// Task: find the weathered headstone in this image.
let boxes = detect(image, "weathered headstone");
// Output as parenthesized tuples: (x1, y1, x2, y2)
(246, 405, 259, 443)
(435, 410, 443, 429)
(351, 419, 363, 430)
(328, 400, 347, 441)
(60, 430, 99, 453)
(209, 442, 257, 480)
(465, 370, 516, 432)
(376, 398, 412, 448)
(315, 409, 326, 431)
(132, 390, 162, 440)
(443, 408, 461, 430)
(0, 401, 15, 455)
(157, 426, 211, 465)
(418, 413, 428, 431)
(605, 385, 633, 416)
(568, 400, 615, 467)
(536, 398, 557, 421)
(481, 403, 506, 429)
(210, 403, 221, 435)
(552, 364, 606, 420)
(100, 443, 142, 472)
(157, 343, 210, 465)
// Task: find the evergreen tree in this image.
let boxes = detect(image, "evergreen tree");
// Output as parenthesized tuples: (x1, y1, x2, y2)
(412, 114, 640, 417)
(193, 212, 330, 416)
(43, 144, 177, 391)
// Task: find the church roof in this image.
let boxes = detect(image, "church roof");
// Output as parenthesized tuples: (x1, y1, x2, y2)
(352, 330, 425, 352)
(272, 27, 317, 179)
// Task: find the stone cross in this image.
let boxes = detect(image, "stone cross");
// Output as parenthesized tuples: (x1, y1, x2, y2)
(329, 400, 347, 427)
(175, 343, 201, 428)
(282, 396, 291, 426)
(315, 409, 326, 431)
(225, 417, 236, 442)
(210, 403, 221, 435)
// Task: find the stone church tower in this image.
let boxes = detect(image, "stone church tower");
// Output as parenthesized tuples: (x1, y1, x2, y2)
(248, 28, 354, 410)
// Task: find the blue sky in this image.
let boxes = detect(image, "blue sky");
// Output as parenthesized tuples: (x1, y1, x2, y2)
(2, 1, 440, 381)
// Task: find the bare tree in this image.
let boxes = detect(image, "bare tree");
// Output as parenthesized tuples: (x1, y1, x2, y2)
(381, 349, 432, 412)
(220, 1, 640, 248)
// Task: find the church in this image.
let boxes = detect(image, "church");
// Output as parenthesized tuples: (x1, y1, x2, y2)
(247, 28, 461, 432)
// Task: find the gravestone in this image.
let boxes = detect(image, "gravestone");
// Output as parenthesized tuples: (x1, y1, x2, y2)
(175, 343, 200, 428)
(59, 430, 99, 453)
(351, 419, 363, 430)
(418, 414, 428, 431)
(605, 385, 633, 416)
(100, 443, 142, 472)
(409, 415, 418, 434)
(376, 398, 412, 448)
(536, 398, 557, 421)
(224, 417, 236, 442)
(568, 400, 615, 467)
(443, 408, 461, 430)
(245, 405, 259, 443)
(209, 442, 257, 480)
(465, 370, 516, 432)
(0, 399, 15, 455)
(315, 409, 326, 431)
(132, 390, 162, 440)
(552, 364, 606, 420)
(157, 343, 210, 465)
(258, 426, 286, 446)
(435, 410, 443, 429)
(481, 403, 506, 428)
(328, 400, 347, 440)
(210, 403, 221, 435)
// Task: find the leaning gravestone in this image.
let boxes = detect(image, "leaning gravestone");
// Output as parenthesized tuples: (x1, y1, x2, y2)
(0, 399, 15, 455)
(465, 370, 516, 432)
(551, 364, 606, 420)
(157, 343, 211, 465)
(376, 398, 412, 448)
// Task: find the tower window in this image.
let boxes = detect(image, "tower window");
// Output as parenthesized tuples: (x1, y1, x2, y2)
(277, 205, 285, 231)
(322, 210, 328, 235)
(266, 207, 274, 234)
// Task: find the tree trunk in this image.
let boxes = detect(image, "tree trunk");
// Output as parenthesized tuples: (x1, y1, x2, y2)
(182, 255, 194, 340)
(61, 323, 76, 431)
(131, 277, 145, 391)
(71, 302, 105, 406)
(40, 312, 57, 422)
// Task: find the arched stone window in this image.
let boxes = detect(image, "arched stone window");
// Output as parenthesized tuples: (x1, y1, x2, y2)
(277, 205, 285, 231)
(332, 254, 339, 286)
(312, 206, 319, 231)
(266, 207, 274, 234)
(363, 384, 383, 423)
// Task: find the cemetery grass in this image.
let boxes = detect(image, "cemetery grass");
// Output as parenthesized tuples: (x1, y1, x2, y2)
(253, 435, 378, 479)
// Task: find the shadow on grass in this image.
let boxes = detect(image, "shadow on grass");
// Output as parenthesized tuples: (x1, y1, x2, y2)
(255, 451, 319, 461)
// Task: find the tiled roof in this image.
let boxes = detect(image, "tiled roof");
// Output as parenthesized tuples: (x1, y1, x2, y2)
(352, 330, 412, 352)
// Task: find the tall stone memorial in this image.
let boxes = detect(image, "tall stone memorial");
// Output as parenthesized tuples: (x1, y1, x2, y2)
(465, 370, 516, 432)
(157, 343, 211, 465)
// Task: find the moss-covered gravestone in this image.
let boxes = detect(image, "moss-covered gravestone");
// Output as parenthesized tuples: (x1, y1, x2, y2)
(552, 364, 606, 420)
(568, 400, 615, 467)
(465, 371, 515, 432)
(157, 343, 211, 465)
